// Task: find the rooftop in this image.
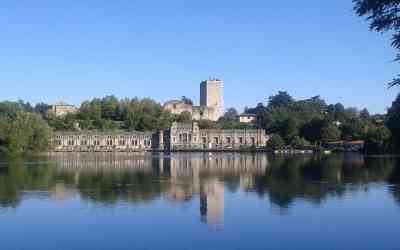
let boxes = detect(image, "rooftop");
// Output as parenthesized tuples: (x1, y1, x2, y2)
(54, 101, 75, 107)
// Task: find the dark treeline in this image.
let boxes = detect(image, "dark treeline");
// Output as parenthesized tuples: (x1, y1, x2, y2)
(0, 92, 399, 154)
(242, 91, 394, 153)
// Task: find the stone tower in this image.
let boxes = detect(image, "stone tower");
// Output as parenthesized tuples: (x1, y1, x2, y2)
(200, 79, 224, 121)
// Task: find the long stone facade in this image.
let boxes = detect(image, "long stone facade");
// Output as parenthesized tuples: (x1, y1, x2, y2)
(51, 131, 154, 152)
(51, 122, 269, 152)
(164, 122, 268, 151)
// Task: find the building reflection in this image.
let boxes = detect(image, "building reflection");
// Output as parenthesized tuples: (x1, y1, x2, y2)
(51, 183, 75, 202)
(3, 153, 398, 220)
(200, 179, 224, 225)
(164, 153, 268, 226)
(49, 152, 268, 226)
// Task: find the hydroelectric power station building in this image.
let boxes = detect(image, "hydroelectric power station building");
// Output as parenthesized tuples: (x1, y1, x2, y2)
(51, 122, 268, 152)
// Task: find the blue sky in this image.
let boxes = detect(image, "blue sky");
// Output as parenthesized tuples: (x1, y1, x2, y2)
(1, 0, 398, 114)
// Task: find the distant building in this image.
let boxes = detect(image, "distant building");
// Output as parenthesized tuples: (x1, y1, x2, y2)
(326, 140, 365, 152)
(48, 102, 78, 117)
(164, 100, 193, 116)
(50, 122, 269, 152)
(238, 113, 256, 124)
(164, 78, 224, 121)
(164, 121, 268, 151)
(51, 130, 153, 152)
(200, 79, 224, 121)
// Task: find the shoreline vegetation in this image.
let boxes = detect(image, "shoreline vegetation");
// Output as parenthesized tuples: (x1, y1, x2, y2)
(0, 91, 399, 156)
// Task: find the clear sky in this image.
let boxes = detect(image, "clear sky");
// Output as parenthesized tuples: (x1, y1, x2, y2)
(1, 0, 398, 114)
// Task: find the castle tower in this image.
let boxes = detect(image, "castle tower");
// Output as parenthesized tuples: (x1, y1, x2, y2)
(200, 79, 224, 121)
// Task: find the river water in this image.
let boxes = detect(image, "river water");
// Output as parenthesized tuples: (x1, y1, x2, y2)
(0, 153, 399, 250)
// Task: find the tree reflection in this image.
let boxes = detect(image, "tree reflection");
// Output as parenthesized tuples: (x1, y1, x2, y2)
(0, 158, 57, 208)
(254, 154, 397, 212)
(0, 153, 400, 216)
(387, 158, 400, 205)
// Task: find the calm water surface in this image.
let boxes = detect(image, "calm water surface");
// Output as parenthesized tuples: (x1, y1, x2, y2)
(0, 153, 399, 250)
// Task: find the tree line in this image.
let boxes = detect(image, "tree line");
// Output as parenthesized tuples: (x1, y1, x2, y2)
(242, 91, 393, 153)
(0, 91, 399, 154)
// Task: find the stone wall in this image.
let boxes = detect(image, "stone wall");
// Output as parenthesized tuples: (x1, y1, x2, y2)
(51, 131, 153, 152)
(164, 122, 268, 151)
(48, 103, 78, 117)
(50, 122, 269, 152)
(200, 79, 224, 121)
(164, 100, 193, 115)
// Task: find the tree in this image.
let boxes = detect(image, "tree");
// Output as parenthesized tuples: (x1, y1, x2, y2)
(0, 101, 25, 117)
(34, 103, 51, 116)
(246, 103, 265, 115)
(321, 124, 341, 144)
(0, 112, 52, 155)
(217, 119, 251, 129)
(223, 108, 239, 121)
(340, 119, 368, 140)
(365, 126, 392, 153)
(354, 0, 400, 87)
(290, 136, 310, 149)
(344, 107, 359, 120)
(198, 119, 217, 129)
(268, 91, 294, 108)
(101, 95, 119, 120)
(268, 134, 285, 149)
(177, 111, 192, 123)
(360, 108, 371, 120)
(327, 103, 346, 122)
(280, 118, 299, 142)
(387, 93, 400, 147)
(181, 96, 193, 105)
(79, 99, 102, 120)
(300, 118, 326, 143)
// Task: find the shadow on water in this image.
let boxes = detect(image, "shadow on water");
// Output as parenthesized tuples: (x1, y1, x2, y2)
(1, 152, 400, 216)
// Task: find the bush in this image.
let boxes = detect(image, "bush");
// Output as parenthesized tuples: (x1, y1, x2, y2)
(268, 134, 285, 149)
(290, 136, 310, 149)
(0, 112, 52, 155)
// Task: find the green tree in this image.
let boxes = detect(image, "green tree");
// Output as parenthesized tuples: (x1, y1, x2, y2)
(365, 125, 392, 153)
(340, 119, 367, 140)
(34, 103, 51, 116)
(360, 108, 371, 120)
(327, 103, 346, 122)
(79, 99, 102, 120)
(268, 134, 285, 149)
(354, 0, 400, 87)
(300, 118, 326, 143)
(290, 136, 310, 149)
(223, 108, 239, 121)
(268, 91, 294, 108)
(101, 95, 119, 120)
(0, 112, 52, 155)
(387, 93, 400, 148)
(280, 118, 299, 142)
(321, 124, 341, 144)
(177, 111, 192, 123)
(198, 119, 217, 129)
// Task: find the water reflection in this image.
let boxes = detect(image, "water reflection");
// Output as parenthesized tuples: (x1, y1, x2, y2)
(1, 153, 400, 222)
